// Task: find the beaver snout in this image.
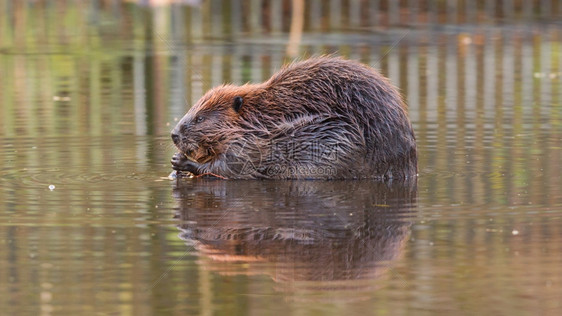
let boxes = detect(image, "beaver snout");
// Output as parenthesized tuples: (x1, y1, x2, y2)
(171, 132, 180, 146)
(171, 129, 199, 160)
(171, 122, 188, 146)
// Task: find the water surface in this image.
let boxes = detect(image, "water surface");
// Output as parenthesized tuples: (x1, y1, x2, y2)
(1, 1, 561, 315)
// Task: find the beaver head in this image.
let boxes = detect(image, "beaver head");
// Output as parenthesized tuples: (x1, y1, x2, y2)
(171, 85, 247, 163)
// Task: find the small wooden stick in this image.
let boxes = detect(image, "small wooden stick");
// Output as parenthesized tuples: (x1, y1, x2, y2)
(194, 172, 229, 180)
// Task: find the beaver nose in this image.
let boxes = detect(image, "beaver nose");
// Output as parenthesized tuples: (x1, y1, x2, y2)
(171, 132, 180, 145)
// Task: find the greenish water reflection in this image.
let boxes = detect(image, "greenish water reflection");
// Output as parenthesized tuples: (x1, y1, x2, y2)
(1, 1, 561, 315)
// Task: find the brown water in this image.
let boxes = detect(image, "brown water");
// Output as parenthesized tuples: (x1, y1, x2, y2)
(1, 1, 562, 315)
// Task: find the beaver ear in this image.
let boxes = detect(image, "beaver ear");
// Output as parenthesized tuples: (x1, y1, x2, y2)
(233, 96, 243, 113)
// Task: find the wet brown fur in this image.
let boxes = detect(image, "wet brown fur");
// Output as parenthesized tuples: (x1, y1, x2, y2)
(171, 56, 417, 179)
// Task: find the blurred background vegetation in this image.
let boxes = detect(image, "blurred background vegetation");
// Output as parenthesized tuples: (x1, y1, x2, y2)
(1, 0, 560, 202)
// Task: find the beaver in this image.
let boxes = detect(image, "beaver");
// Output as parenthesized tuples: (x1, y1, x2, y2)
(171, 56, 417, 179)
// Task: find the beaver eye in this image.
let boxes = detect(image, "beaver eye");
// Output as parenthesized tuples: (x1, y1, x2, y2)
(195, 116, 205, 123)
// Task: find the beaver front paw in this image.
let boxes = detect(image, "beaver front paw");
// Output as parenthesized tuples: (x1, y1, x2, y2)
(171, 153, 201, 175)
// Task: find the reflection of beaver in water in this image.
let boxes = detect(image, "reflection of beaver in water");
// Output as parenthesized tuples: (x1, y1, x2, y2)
(171, 56, 417, 179)
(173, 180, 416, 288)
